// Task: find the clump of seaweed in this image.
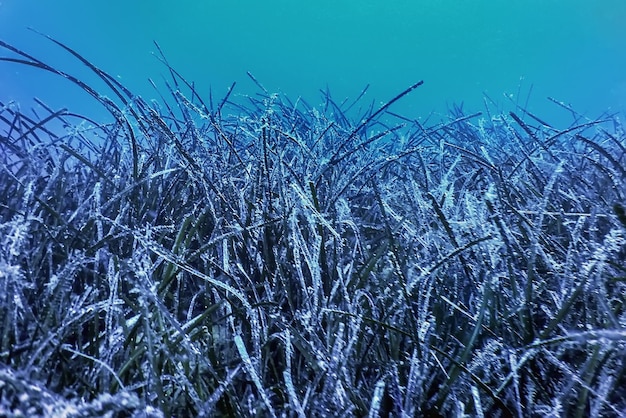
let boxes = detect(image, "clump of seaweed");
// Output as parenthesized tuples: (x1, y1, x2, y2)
(1, 34, 625, 417)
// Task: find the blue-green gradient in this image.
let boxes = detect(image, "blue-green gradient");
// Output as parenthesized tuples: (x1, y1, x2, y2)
(2, 0, 625, 125)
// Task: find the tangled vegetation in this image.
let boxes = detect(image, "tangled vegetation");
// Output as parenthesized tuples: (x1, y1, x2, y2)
(1, 35, 625, 417)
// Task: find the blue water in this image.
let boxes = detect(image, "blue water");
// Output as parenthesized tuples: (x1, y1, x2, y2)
(2, 0, 625, 126)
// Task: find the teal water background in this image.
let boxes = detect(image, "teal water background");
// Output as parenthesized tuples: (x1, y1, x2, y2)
(1, 0, 625, 126)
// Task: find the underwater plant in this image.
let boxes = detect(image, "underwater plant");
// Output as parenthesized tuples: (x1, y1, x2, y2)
(1, 34, 625, 417)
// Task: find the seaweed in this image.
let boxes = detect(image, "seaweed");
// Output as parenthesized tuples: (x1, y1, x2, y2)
(1, 34, 625, 417)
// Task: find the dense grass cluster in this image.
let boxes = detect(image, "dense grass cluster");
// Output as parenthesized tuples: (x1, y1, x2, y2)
(1, 37, 626, 417)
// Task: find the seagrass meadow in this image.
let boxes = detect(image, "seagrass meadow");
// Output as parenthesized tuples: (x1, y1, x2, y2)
(1, 36, 626, 417)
